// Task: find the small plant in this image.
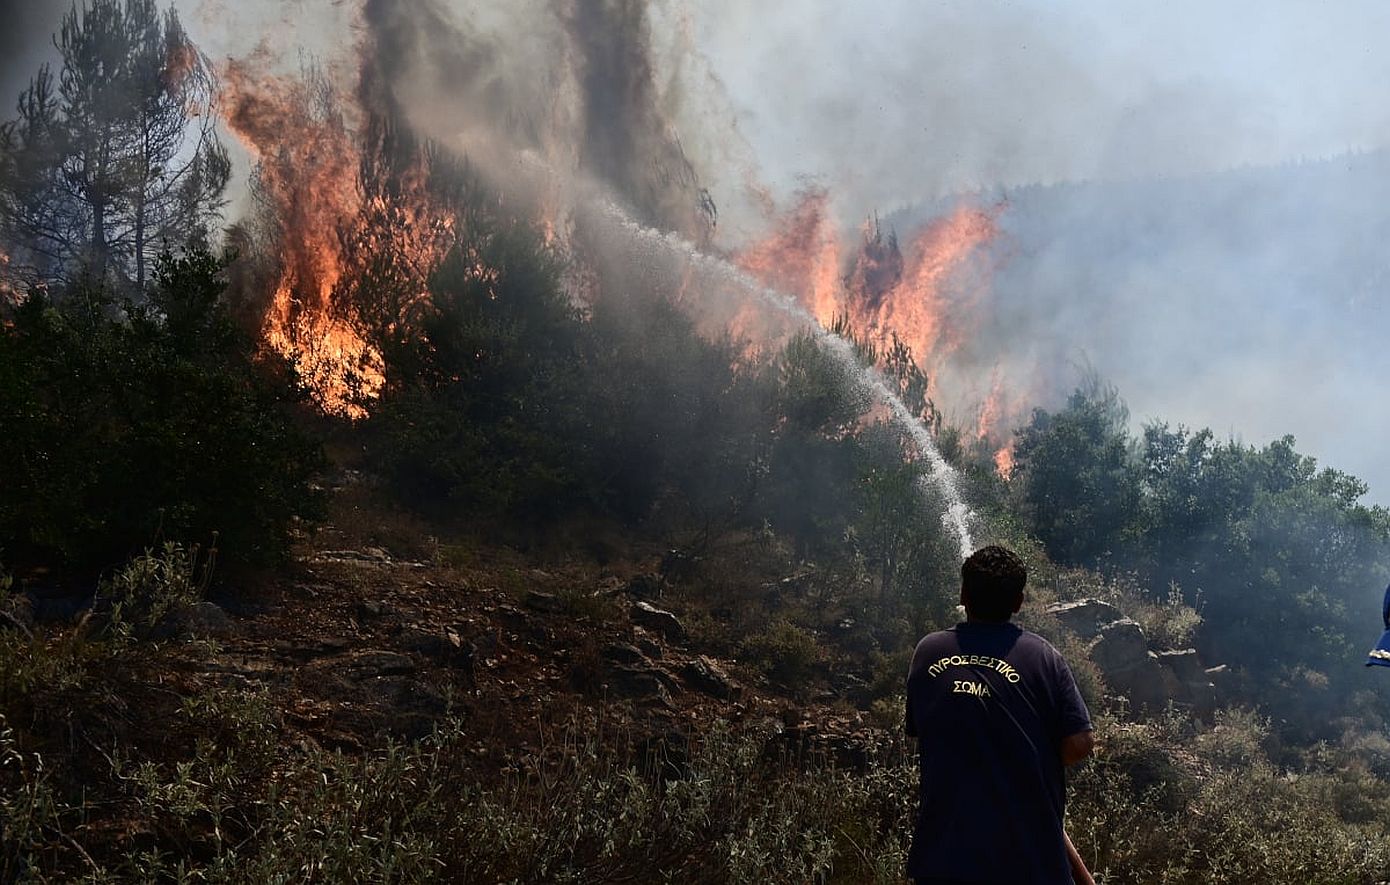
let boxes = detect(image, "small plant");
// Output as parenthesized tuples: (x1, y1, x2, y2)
(0, 715, 72, 883)
(740, 618, 823, 685)
(97, 541, 214, 642)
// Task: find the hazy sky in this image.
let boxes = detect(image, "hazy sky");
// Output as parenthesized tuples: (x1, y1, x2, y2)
(687, 0, 1390, 215)
(7, 0, 1390, 194)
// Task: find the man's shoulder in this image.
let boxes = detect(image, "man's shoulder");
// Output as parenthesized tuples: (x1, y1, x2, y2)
(911, 627, 964, 655)
(908, 628, 959, 674)
(1015, 627, 1066, 656)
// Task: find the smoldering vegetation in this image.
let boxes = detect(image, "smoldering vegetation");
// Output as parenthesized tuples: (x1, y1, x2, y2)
(3, 1, 1390, 881)
(888, 152, 1390, 505)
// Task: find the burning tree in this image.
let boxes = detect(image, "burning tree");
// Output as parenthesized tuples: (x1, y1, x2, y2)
(0, 0, 229, 290)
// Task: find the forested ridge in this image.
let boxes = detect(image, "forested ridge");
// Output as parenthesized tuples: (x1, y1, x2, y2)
(4, 2, 1390, 882)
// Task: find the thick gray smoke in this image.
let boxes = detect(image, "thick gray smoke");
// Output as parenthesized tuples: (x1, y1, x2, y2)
(353, 0, 714, 244)
(688, 0, 1390, 502)
(344, 0, 1390, 502)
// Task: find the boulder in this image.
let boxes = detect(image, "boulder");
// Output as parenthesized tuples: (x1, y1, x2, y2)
(632, 601, 686, 642)
(1152, 649, 1217, 721)
(602, 642, 648, 666)
(680, 655, 737, 699)
(1090, 619, 1169, 713)
(1046, 599, 1122, 639)
(1089, 618, 1150, 673)
(524, 590, 565, 614)
(1155, 648, 1207, 684)
(606, 664, 674, 706)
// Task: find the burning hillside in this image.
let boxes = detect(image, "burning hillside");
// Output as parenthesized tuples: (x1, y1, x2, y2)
(197, 0, 1025, 460)
(735, 190, 1011, 463)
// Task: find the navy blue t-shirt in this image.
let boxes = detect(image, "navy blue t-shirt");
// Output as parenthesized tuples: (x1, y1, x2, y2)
(906, 622, 1092, 884)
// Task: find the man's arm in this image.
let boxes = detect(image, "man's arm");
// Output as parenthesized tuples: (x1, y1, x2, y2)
(1060, 729, 1095, 767)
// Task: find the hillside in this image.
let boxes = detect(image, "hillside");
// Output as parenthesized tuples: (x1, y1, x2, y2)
(888, 152, 1390, 504)
(7, 460, 1390, 882)
(6, 4, 1390, 880)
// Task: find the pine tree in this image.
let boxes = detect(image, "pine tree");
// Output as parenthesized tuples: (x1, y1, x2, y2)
(0, 0, 228, 290)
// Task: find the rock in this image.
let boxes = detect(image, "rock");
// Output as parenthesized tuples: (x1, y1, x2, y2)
(1205, 664, 1233, 706)
(1090, 619, 1169, 714)
(625, 574, 663, 599)
(524, 591, 565, 614)
(1151, 649, 1216, 721)
(1156, 649, 1206, 684)
(399, 627, 453, 660)
(1186, 679, 1217, 723)
(1046, 599, 1123, 639)
(356, 600, 388, 620)
(337, 650, 417, 681)
(633, 630, 663, 660)
(680, 655, 736, 699)
(187, 601, 234, 636)
(1089, 619, 1149, 671)
(152, 601, 235, 640)
(603, 642, 648, 666)
(312, 548, 391, 565)
(606, 664, 675, 706)
(632, 601, 685, 642)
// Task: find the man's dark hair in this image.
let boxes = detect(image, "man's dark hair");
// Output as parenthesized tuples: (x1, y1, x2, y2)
(961, 545, 1027, 622)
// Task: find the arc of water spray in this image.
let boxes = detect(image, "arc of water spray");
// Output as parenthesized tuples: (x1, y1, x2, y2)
(597, 202, 977, 560)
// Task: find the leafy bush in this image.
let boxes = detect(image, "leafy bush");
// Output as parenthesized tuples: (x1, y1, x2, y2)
(1011, 383, 1390, 737)
(0, 247, 323, 577)
(740, 618, 823, 685)
(1069, 710, 1390, 883)
(96, 542, 210, 641)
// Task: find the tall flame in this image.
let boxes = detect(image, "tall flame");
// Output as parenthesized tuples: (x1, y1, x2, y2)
(735, 189, 843, 326)
(977, 367, 1017, 478)
(221, 61, 379, 417)
(220, 61, 455, 418)
(849, 203, 1001, 382)
(735, 195, 1025, 472)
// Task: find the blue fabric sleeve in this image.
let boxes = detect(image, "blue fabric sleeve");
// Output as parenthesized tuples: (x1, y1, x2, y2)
(1053, 655, 1093, 739)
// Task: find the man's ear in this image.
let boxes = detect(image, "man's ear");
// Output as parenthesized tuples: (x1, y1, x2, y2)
(1011, 593, 1024, 614)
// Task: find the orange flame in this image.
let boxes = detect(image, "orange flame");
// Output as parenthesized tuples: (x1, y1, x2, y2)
(976, 366, 1007, 441)
(849, 203, 1000, 383)
(222, 61, 377, 416)
(220, 61, 454, 418)
(735, 188, 843, 326)
(994, 443, 1016, 478)
(977, 367, 1018, 478)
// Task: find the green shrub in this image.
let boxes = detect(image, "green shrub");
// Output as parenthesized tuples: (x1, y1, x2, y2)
(0, 246, 324, 578)
(740, 618, 823, 685)
(0, 714, 75, 883)
(97, 542, 210, 641)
